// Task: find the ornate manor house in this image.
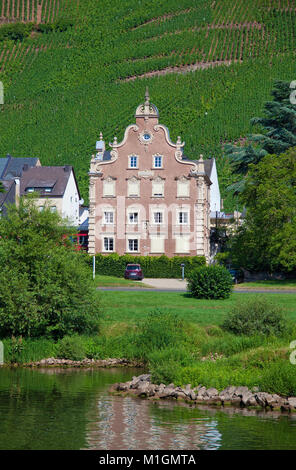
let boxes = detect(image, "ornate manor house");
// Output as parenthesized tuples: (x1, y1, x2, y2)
(88, 90, 216, 260)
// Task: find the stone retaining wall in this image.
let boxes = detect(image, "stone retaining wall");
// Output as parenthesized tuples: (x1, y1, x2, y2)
(110, 373, 296, 413)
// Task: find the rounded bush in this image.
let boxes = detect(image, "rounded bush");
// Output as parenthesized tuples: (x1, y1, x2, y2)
(187, 265, 233, 299)
(222, 297, 289, 337)
(55, 335, 85, 361)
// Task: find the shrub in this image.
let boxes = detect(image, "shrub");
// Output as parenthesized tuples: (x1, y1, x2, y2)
(0, 23, 34, 42)
(222, 297, 288, 336)
(95, 253, 205, 278)
(259, 361, 296, 396)
(187, 265, 233, 299)
(55, 335, 86, 361)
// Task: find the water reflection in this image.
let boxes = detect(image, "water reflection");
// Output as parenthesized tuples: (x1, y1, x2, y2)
(0, 368, 296, 450)
(86, 396, 220, 450)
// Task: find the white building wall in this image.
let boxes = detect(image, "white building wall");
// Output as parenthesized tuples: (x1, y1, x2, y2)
(209, 159, 221, 213)
(62, 170, 80, 226)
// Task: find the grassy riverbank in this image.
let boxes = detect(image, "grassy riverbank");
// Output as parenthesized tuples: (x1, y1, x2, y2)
(2, 291, 296, 397)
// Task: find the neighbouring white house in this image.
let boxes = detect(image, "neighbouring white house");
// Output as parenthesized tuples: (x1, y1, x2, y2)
(19, 165, 82, 226)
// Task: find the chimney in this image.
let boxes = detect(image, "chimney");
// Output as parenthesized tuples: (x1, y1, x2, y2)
(14, 178, 20, 208)
(23, 164, 29, 172)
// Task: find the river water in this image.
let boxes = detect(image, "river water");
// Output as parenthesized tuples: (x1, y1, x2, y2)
(0, 367, 296, 450)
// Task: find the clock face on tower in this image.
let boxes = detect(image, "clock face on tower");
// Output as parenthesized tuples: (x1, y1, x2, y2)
(138, 130, 153, 144)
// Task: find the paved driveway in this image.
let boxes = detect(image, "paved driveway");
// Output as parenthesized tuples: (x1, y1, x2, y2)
(140, 278, 187, 290)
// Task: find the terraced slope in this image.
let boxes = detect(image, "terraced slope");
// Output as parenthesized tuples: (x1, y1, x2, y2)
(0, 0, 295, 207)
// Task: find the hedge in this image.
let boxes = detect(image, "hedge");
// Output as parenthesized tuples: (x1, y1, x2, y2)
(94, 254, 206, 278)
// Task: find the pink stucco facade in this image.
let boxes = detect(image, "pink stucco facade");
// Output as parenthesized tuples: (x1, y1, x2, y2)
(88, 91, 211, 259)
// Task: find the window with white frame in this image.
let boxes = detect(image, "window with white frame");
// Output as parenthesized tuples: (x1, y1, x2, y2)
(128, 239, 139, 252)
(153, 211, 163, 224)
(103, 237, 114, 251)
(128, 212, 138, 224)
(129, 155, 138, 168)
(104, 211, 114, 224)
(153, 155, 163, 168)
(103, 179, 115, 197)
(128, 179, 140, 197)
(152, 180, 164, 197)
(178, 211, 189, 225)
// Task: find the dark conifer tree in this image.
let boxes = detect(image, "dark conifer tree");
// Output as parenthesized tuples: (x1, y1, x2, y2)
(225, 80, 296, 193)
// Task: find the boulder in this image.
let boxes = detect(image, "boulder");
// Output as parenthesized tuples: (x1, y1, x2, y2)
(137, 381, 151, 397)
(241, 391, 254, 406)
(197, 386, 207, 398)
(233, 386, 249, 397)
(117, 382, 129, 392)
(205, 388, 219, 398)
(254, 392, 275, 408)
(138, 374, 151, 382)
(188, 390, 196, 401)
(158, 387, 175, 399)
(220, 386, 236, 397)
(287, 397, 296, 409)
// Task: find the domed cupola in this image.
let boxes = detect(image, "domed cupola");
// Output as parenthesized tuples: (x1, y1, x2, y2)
(135, 87, 159, 121)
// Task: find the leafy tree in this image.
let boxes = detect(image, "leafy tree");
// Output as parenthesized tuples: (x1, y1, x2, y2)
(0, 196, 100, 338)
(225, 80, 296, 193)
(229, 147, 296, 272)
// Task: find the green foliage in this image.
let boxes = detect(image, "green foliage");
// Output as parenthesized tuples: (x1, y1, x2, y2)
(259, 361, 296, 397)
(134, 310, 186, 360)
(55, 335, 86, 361)
(9, 336, 24, 363)
(0, 23, 34, 42)
(95, 253, 205, 278)
(222, 297, 288, 337)
(2, 336, 56, 363)
(225, 80, 296, 194)
(229, 147, 296, 272)
(0, 197, 100, 339)
(187, 265, 233, 299)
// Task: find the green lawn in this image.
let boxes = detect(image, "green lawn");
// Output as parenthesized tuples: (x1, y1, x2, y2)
(94, 274, 151, 288)
(236, 280, 296, 290)
(99, 291, 296, 327)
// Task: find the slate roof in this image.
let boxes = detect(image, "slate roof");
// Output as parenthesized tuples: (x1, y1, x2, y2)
(0, 180, 16, 216)
(20, 166, 78, 197)
(0, 155, 40, 180)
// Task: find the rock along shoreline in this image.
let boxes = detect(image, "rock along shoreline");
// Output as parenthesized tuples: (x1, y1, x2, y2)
(110, 373, 296, 413)
(1, 357, 144, 368)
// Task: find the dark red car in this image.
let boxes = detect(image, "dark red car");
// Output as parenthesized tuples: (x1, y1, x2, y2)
(124, 264, 143, 280)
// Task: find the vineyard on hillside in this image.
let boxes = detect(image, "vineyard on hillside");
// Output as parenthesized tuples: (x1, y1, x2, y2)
(0, 0, 79, 23)
(0, 0, 295, 208)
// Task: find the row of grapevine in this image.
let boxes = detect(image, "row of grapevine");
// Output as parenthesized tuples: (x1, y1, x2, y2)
(0, 0, 79, 23)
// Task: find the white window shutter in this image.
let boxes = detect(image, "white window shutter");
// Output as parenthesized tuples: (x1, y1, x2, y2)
(128, 180, 139, 196)
(152, 181, 164, 196)
(103, 180, 115, 196)
(150, 237, 164, 253)
(177, 181, 189, 197)
(175, 236, 190, 253)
